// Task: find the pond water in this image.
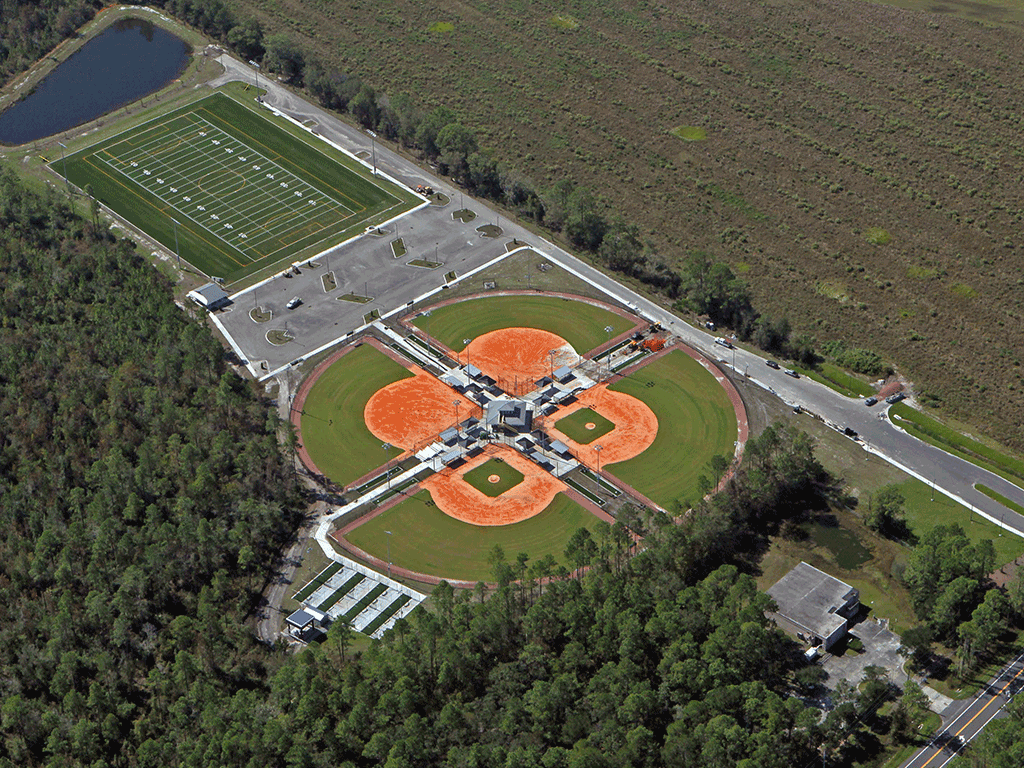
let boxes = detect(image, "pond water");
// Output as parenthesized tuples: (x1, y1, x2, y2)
(808, 521, 872, 570)
(0, 18, 191, 146)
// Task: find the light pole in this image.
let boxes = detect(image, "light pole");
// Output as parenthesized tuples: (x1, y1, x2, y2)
(453, 400, 461, 427)
(170, 217, 182, 268)
(595, 444, 603, 476)
(249, 60, 261, 101)
(382, 442, 392, 489)
(549, 349, 557, 378)
(57, 141, 70, 197)
(385, 530, 392, 578)
(371, 134, 377, 176)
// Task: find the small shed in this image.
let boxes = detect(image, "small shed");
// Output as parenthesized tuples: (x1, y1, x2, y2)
(187, 283, 230, 310)
(553, 365, 574, 383)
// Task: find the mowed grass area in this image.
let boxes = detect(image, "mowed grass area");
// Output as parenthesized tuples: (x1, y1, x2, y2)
(463, 458, 524, 497)
(57, 91, 415, 284)
(412, 295, 636, 354)
(300, 345, 412, 487)
(555, 407, 615, 444)
(346, 491, 606, 583)
(608, 350, 737, 509)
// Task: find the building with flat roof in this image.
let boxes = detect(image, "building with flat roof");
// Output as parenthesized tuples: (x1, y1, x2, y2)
(187, 283, 230, 310)
(767, 561, 860, 651)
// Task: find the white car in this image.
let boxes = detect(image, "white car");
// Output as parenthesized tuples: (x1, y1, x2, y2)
(286, 297, 302, 310)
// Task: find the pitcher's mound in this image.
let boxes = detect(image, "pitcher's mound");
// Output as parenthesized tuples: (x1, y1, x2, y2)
(585, 422, 596, 430)
(488, 474, 501, 484)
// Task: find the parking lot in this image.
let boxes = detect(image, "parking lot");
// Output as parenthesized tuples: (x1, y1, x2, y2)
(214, 198, 512, 375)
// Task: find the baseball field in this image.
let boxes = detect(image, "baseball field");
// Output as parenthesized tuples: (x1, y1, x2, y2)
(412, 295, 636, 354)
(607, 349, 738, 509)
(299, 344, 412, 486)
(345, 491, 606, 583)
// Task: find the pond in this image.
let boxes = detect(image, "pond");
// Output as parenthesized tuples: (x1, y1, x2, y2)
(0, 17, 191, 146)
(808, 521, 872, 570)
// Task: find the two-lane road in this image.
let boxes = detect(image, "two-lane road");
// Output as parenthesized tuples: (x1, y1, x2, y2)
(902, 650, 1024, 768)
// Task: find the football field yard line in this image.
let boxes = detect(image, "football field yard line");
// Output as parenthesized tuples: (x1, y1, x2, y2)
(80, 152, 248, 268)
(100, 115, 361, 263)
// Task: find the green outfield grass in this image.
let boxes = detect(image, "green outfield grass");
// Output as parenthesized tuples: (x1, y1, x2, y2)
(300, 345, 412, 487)
(412, 295, 636, 354)
(608, 350, 737, 509)
(555, 407, 615, 444)
(56, 91, 416, 284)
(463, 458, 524, 497)
(346, 491, 606, 582)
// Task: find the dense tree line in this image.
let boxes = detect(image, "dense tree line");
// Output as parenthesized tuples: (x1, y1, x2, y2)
(0, 167, 301, 766)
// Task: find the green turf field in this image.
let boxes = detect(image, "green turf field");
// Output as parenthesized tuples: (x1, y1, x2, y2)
(346, 491, 607, 582)
(413, 295, 636, 354)
(608, 350, 737, 509)
(554, 407, 615, 444)
(463, 458, 524, 497)
(56, 91, 417, 283)
(300, 345, 412, 486)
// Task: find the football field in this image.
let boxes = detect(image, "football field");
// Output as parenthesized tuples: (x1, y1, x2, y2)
(57, 92, 417, 283)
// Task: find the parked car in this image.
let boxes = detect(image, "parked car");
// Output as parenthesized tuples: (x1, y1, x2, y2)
(714, 337, 734, 349)
(865, 396, 878, 406)
(784, 369, 800, 378)
(286, 297, 302, 309)
(704, 320, 716, 331)
(885, 392, 906, 404)
(766, 360, 780, 369)
(843, 427, 858, 437)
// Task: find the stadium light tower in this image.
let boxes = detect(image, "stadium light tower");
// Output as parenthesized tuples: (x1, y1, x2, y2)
(381, 442, 392, 489)
(594, 444, 603, 476)
(170, 217, 182, 268)
(249, 60, 261, 101)
(57, 141, 70, 196)
(385, 530, 392, 578)
(548, 349, 557, 378)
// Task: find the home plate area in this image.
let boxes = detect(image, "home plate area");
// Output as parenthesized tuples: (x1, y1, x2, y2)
(287, 556, 426, 642)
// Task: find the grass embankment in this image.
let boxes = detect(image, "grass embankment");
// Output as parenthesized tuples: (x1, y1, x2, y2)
(792, 362, 876, 398)
(300, 345, 412, 486)
(607, 350, 737, 510)
(554, 407, 615, 444)
(412, 295, 635, 355)
(976, 484, 1024, 518)
(345, 491, 605, 583)
(463, 458, 524, 497)
(889, 404, 1024, 486)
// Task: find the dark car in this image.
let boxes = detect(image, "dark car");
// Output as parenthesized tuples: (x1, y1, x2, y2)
(865, 397, 878, 406)
(784, 369, 800, 378)
(843, 427, 858, 437)
(766, 360, 780, 369)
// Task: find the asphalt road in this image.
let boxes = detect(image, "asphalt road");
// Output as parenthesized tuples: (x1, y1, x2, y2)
(902, 649, 1024, 768)
(208, 55, 1024, 539)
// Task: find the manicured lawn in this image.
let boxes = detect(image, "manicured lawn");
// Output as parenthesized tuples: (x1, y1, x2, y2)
(463, 458, 524, 497)
(412, 295, 635, 354)
(607, 350, 737, 509)
(898, 479, 1024, 566)
(555, 407, 615, 444)
(345, 491, 606, 583)
(300, 345, 412, 486)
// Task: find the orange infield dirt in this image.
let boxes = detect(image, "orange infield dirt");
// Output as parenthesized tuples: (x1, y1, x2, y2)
(548, 385, 658, 467)
(463, 328, 576, 395)
(364, 370, 478, 451)
(421, 445, 566, 526)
